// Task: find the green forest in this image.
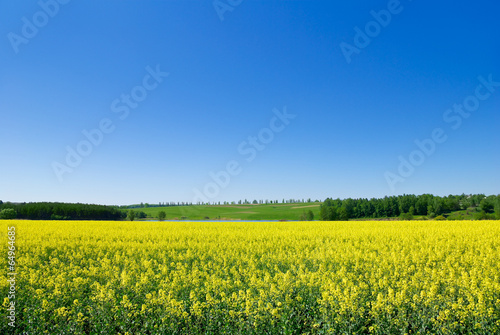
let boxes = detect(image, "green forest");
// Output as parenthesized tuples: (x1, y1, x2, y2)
(320, 194, 500, 220)
(0, 201, 123, 220)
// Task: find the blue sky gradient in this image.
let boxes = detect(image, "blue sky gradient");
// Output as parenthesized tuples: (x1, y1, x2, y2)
(1, 0, 499, 205)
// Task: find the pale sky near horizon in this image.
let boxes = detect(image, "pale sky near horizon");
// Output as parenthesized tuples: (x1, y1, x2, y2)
(1, 0, 499, 205)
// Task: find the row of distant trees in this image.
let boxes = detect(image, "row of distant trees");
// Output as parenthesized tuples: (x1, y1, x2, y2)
(320, 194, 500, 221)
(122, 199, 321, 209)
(199, 198, 320, 205)
(0, 202, 124, 220)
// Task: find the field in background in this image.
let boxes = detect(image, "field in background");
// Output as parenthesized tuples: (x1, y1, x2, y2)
(136, 202, 322, 220)
(1, 220, 500, 334)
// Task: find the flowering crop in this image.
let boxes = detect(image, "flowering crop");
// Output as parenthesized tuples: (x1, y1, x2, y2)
(1, 220, 499, 334)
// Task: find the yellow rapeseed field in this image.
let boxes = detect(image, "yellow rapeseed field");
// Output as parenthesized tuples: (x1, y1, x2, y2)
(1, 220, 500, 334)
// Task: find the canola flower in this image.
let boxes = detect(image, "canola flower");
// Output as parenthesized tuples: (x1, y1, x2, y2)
(1, 220, 499, 334)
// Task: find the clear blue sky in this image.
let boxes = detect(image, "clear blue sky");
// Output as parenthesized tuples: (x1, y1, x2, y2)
(1, 0, 499, 205)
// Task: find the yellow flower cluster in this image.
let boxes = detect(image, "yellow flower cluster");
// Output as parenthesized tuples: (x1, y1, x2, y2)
(1, 220, 499, 334)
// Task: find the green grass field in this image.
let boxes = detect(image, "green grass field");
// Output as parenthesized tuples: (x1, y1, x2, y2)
(134, 202, 322, 221)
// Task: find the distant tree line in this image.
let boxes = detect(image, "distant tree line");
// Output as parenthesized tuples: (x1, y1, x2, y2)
(121, 199, 321, 207)
(238, 199, 319, 205)
(121, 202, 195, 209)
(320, 194, 500, 221)
(0, 202, 124, 220)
